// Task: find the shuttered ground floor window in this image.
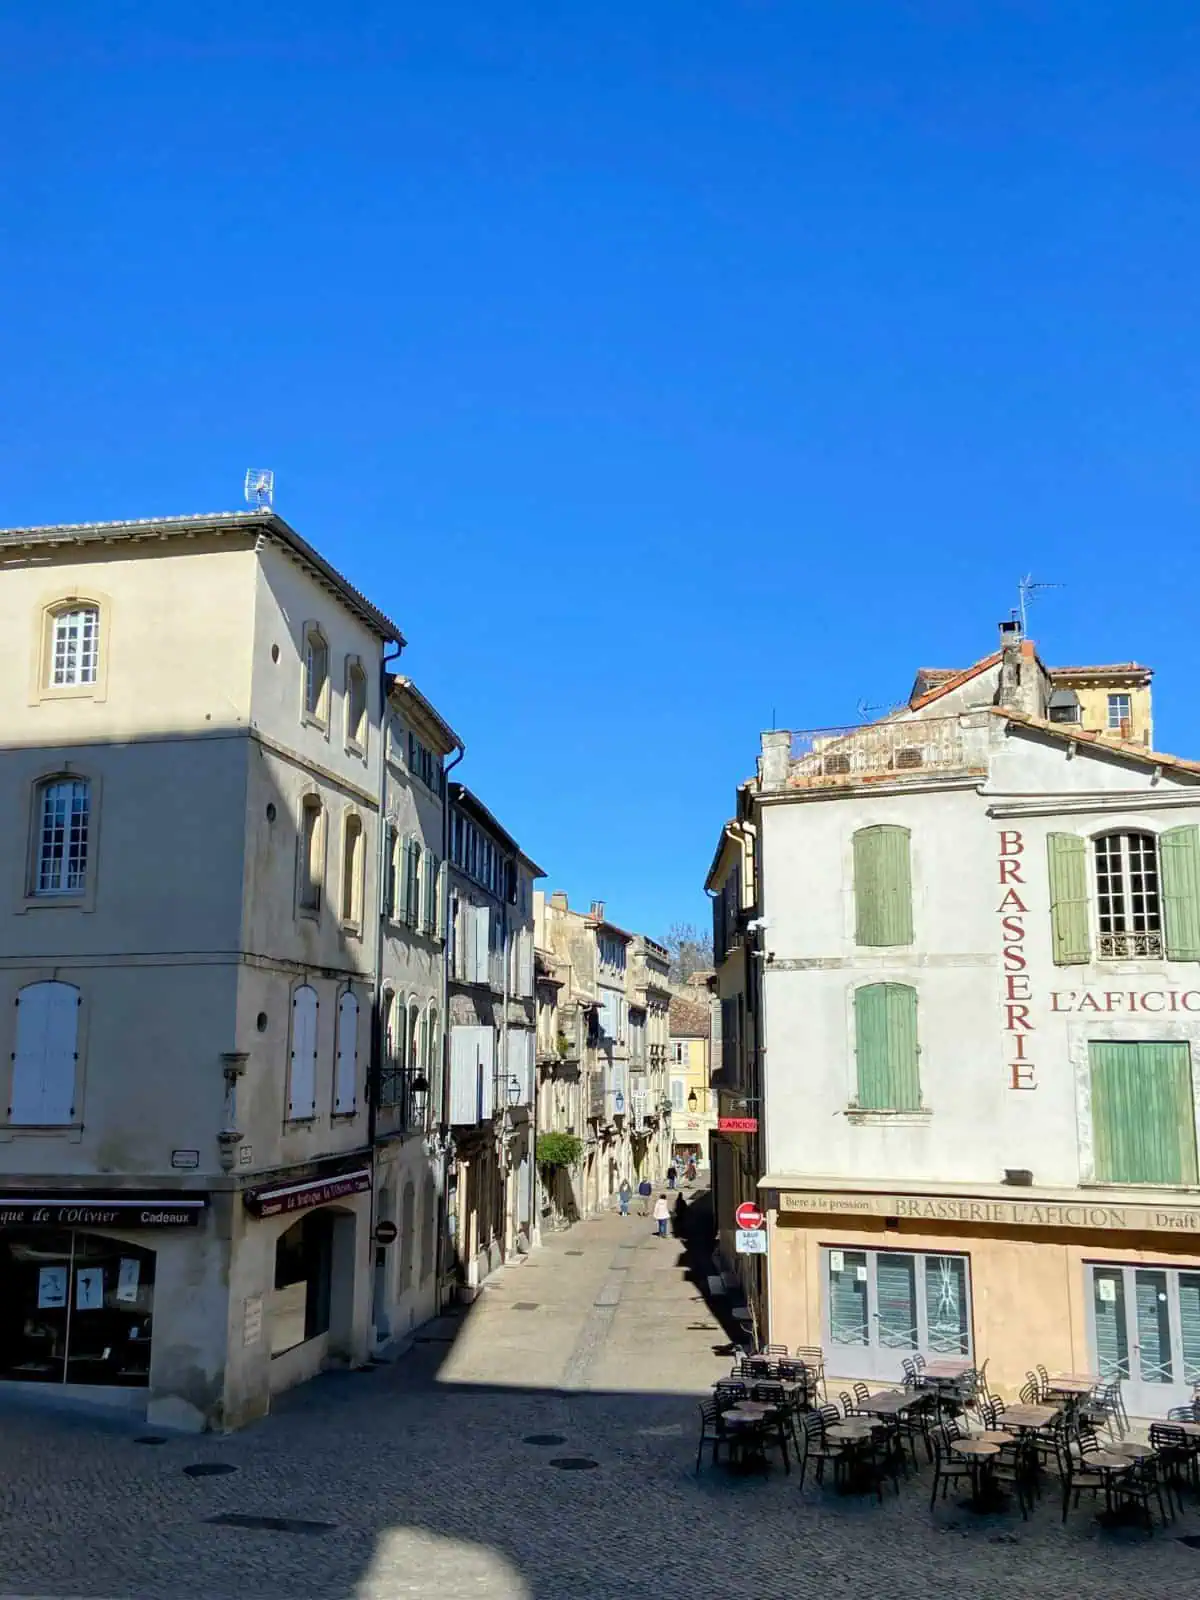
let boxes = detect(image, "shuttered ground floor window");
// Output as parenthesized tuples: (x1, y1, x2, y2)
(1089, 1041, 1199, 1185)
(824, 1246, 971, 1381)
(1089, 1262, 1200, 1416)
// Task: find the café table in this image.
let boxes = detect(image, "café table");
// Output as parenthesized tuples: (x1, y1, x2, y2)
(1170, 1420, 1200, 1439)
(1001, 1404, 1058, 1431)
(922, 1358, 973, 1381)
(1046, 1373, 1098, 1395)
(827, 1418, 878, 1495)
(1083, 1449, 1134, 1513)
(856, 1390, 914, 1419)
(1112, 1440, 1155, 1461)
(950, 1437, 1002, 1511)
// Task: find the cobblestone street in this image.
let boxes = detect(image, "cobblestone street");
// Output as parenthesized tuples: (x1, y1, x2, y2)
(2, 1192, 1199, 1600)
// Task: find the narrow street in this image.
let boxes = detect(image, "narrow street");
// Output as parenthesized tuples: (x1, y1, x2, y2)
(2, 1193, 1198, 1600)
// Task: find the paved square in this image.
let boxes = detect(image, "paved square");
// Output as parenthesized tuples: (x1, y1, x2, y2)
(1, 1194, 1198, 1599)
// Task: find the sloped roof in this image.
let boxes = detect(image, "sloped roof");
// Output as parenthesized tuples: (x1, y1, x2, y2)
(669, 994, 711, 1039)
(992, 707, 1200, 778)
(0, 509, 404, 642)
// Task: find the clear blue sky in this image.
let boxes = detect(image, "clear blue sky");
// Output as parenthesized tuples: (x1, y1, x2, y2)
(3, 5, 1199, 940)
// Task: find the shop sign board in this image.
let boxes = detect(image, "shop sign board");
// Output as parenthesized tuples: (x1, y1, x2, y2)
(0, 1195, 207, 1229)
(718, 1116, 758, 1133)
(244, 1166, 371, 1219)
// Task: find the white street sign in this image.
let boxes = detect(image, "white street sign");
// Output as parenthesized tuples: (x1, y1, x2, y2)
(735, 1228, 767, 1255)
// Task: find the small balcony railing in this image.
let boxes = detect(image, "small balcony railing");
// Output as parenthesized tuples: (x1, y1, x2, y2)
(788, 716, 973, 788)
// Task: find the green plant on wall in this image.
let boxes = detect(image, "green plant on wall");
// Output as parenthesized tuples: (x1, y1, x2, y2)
(536, 1132, 583, 1170)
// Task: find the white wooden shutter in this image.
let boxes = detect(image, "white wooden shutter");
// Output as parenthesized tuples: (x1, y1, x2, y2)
(519, 929, 534, 997)
(398, 839, 412, 923)
(288, 985, 318, 1119)
(479, 1025, 496, 1119)
(11, 981, 78, 1124)
(450, 1024, 491, 1124)
(333, 990, 358, 1114)
(474, 906, 490, 985)
(423, 853, 438, 933)
(436, 860, 447, 939)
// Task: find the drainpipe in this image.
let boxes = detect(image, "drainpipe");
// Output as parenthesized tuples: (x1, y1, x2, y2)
(369, 641, 403, 1340)
(434, 741, 465, 1313)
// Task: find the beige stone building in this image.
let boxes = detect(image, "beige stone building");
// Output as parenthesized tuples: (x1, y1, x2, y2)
(445, 786, 540, 1292)
(708, 624, 1200, 1413)
(667, 992, 714, 1172)
(627, 935, 673, 1185)
(0, 510, 399, 1429)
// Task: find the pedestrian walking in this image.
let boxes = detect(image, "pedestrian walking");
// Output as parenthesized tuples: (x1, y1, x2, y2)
(618, 1179, 631, 1217)
(638, 1178, 653, 1216)
(667, 1166, 677, 1190)
(685, 1158, 697, 1186)
(653, 1194, 670, 1238)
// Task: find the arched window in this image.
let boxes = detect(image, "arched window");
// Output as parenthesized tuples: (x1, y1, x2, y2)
(10, 980, 80, 1125)
(1094, 831, 1162, 958)
(420, 1172, 437, 1282)
(378, 990, 399, 1108)
(340, 812, 363, 927)
(299, 796, 324, 912)
(48, 604, 99, 688)
(333, 989, 359, 1115)
(345, 659, 368, 750)
(406, 841, 422, 929)
(303, 625, 329, 724)
(287, 984, 318, 1121)
(399, 1182, 417, 1292)
(33, 777, 90, 896)
(425, 1006, 440, 1075)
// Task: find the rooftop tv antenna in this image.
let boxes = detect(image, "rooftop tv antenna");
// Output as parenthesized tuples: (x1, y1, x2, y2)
(1017, 573, 1061, 635)
(243, 469, 275, 509)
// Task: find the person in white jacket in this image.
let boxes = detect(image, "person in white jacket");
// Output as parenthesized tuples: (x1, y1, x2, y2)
(652, 1194, 670, 1238)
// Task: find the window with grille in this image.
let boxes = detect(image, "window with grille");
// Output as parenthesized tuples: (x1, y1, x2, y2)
(1094, 830, 1162, 957)
(35, 778, 90, 895)
(1107, 693, 1133, 732)
(50, 606, 99, 687)
(303, 627, 329, 722)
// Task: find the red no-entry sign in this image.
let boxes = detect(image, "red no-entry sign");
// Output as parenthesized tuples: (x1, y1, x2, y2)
(735, 1202, 764, 1231)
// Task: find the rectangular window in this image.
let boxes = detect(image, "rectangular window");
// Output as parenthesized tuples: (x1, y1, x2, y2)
(853, 825, 913, 947)
(1108, 693, 1133, 731)
(854, 983, 920, 1110)
(51, 607, 99, 687)
(1089, 1040, 1198, 1185)
(1094, 831, 1161, 958)
(36, 779, 90, 895)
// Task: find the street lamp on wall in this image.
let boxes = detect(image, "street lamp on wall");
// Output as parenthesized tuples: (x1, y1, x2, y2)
(506, 1075, 522, 1107)
(687, 1088, 698, 1113)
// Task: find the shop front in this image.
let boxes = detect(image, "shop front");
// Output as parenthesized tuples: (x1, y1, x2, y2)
(767, 1181, 1200, 1417)
(0, 1192, 207, 1408)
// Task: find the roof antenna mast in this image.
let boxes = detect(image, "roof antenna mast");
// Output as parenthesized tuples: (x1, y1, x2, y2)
(1017, 573, 1062, 635)
(243, 469, 275, 509)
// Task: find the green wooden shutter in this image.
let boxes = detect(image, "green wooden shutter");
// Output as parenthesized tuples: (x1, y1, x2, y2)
(1047, 833, 1090, 965)
(1162, 826, 1200, 961)
(853, 826, 913, 947)
(398, 839, 413, 924)
(1090, 1041, 1198, 1185)
(855, 983, 920, 1110)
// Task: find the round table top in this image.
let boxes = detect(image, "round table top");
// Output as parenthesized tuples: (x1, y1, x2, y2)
(1086, 1450, 1132, 1472)
(1169, 1420, 1200, 1437)
(827, 1420, 874, 1442)
(975, 1430, 1013, 1446)
(1002, 1405, 1058, 1428)
(728, 1401, 773, 1416)
(1113, 1440, 1155, 1459)
(952, 1438, 999, 1458)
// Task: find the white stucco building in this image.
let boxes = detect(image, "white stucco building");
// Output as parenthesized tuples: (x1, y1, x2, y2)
(710, 622, 1200, 1414)
(0, 510, 400, 1430)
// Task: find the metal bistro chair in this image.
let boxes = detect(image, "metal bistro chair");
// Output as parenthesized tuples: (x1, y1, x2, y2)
(798, 1410, 846, 1491)
(1110, 1454, 1172, 1533)
(1055, 1434, 1107, 1523)
(763, 1342, 789, 1358)
(792, 1345, 827, 1400)
(695, 1400, 734, 1474)
(895, 1389, 939, 1467)
(1079, 1378, 1127, 1441)
(929, 1425, 973, 1513)
(1020, 1376, 1042, 1405)
(714, 1380, 747, 1411)
(1149, 1423, 1199, 1513)
(902, 1357, 926, 1390)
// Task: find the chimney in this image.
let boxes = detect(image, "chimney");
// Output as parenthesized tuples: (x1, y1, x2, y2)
(995, 618, 1044, 718)
(760, 729, 791, 790)
(589, 900, 605, 922)
(550, 890, 569, 912)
